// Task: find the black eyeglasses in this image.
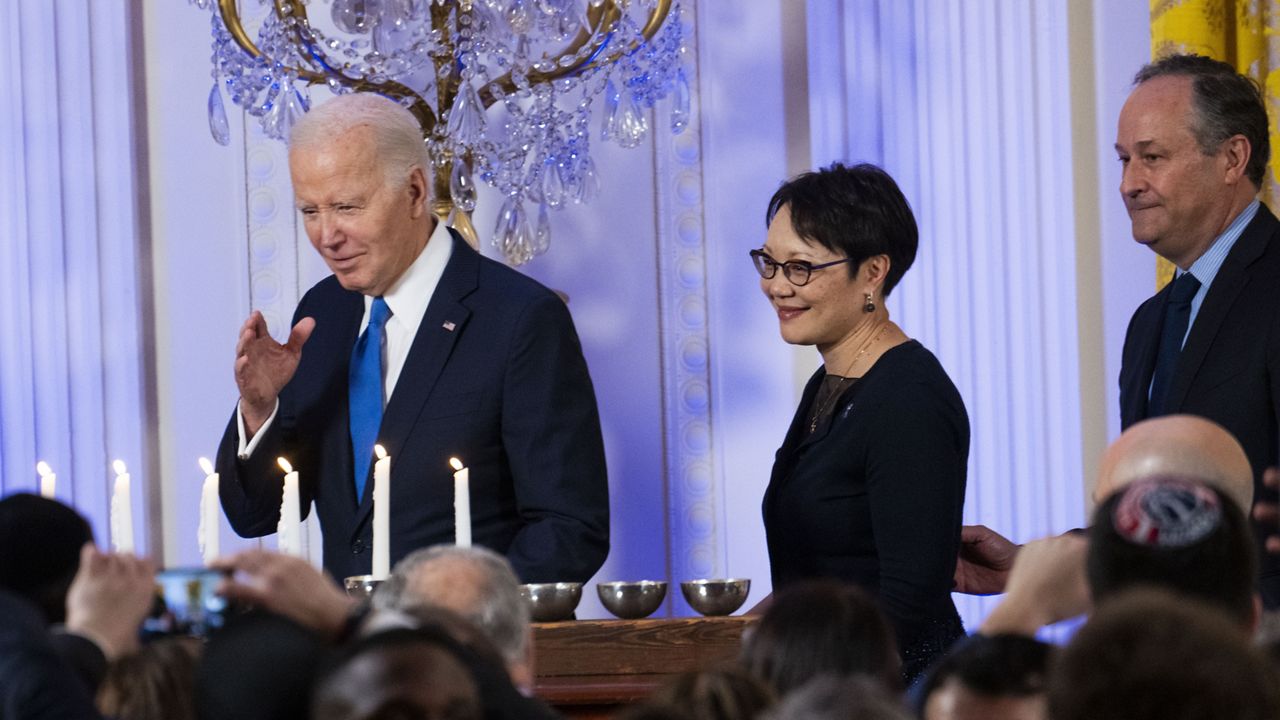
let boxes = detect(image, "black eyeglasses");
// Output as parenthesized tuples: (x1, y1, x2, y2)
(749, 249, 853, 287)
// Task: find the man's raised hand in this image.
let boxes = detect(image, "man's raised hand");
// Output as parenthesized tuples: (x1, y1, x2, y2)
(235, 311, 315, 435)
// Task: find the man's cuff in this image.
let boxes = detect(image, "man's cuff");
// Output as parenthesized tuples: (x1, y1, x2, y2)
(237, 399, 279, 459)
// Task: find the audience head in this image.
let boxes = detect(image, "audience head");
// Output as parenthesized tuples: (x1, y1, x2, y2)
(0, 493, 93, 623)
(1095, 414, 1253, 509)
(620, 665, 775, 720)
(313, 626, 484, 720)
(356, 606, 560, 720)
(1049, 589, 1280, 720)
(763, 162, 918, 297)
(917, 634, 1051, 720)
(375, 544, 532, 688)
(739, 580, 900, 697)
(766, 676, 911, 720)
(98, 637, 201, 720)
(1088, 476, 1258, 629)
(195, 610, 329, 720)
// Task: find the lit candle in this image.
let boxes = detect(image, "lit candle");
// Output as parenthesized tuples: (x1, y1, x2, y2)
(110, 460, 135, 554)
(372, 445, 390, 579)
(449, 457, 471, 548)
(198, 457, 220, 565)
(276, 457, 302, 557)
(36, 461, 55, 499)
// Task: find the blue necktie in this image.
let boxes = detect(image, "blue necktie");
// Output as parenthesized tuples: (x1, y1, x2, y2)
(349, 297, 391, 501)
(1148, 272, 1201, 417)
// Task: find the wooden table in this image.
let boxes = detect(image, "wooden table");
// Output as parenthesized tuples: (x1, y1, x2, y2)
(532, 616, 754, 719)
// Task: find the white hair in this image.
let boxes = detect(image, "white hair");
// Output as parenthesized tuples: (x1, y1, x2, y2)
(373, 544, 529, 665)
(289, 92, 429, 188)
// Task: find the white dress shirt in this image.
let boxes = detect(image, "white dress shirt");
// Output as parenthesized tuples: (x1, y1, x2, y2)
(237, 221, 454, 457)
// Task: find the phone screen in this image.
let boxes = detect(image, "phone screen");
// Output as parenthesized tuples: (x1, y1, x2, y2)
(143, 568, 229, 639)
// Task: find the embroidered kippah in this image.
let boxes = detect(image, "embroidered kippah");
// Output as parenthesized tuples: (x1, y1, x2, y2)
(1112, 477, 1222, 548)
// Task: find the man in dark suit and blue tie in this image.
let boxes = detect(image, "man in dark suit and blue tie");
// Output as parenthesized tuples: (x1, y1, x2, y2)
(214, 93, 609, 584)
(1115, 54, 1280, 606)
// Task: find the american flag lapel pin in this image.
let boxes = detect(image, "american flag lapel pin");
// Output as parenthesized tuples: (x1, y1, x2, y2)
(442, 321, 456, 332)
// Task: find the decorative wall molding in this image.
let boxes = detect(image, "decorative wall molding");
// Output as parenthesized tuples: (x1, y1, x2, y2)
(654, 4, 719, 611)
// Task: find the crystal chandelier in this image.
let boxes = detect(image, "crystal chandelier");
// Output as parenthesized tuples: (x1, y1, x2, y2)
(191, 0, 688, 265)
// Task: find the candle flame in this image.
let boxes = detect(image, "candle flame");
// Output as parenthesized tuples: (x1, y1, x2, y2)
(199, 457, 215, 476)
(112, 459, 127, 476)
(449, 457, 464, 471)
(36, 461, 52, 478)
(277, 457, 293, 474)
(374, 444, 387, 460)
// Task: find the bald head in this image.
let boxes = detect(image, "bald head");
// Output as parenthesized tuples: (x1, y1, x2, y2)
(1096, 415, 1253, 510)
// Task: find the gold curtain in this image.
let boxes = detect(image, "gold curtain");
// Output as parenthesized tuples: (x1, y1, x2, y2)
(1149, 0, 1279, 286)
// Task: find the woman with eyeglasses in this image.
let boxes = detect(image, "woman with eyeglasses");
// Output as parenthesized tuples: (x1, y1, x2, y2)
(751, 163, 968, 683)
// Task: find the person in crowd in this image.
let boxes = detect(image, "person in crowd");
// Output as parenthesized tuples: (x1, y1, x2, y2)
(1114, 53, 1280, 604)
(954, 413, 1254, 595)
(373, 544, 534, 691)
(618, 666, 776, 720)
(753, 163, 968, 681)
(1088, 475, 1257, 628)
(739, 580, 901, 697)
(311, 621, 551, 720)
(0, 493, 94, 624)
(215, 91, 609, 585)
(979, 476, 1258, 636)
(97, 637, 201, 720)
(916, 634, 1051, 720)
(195, 610, 330, 720)
(766, 676, 912, 720)
(1048, 589, 1280, 720)
(0, 499, 155, 720)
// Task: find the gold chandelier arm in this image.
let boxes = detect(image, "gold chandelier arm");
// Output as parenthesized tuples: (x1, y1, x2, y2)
(215, 0, 438, 134)
(477, 0, 673, 108)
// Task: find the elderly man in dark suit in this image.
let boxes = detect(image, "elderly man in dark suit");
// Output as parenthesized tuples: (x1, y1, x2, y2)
(215, 93, 609, 584)
(1114, 54, 1280, 605)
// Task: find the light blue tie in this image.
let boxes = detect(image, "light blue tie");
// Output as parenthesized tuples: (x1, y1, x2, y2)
(349, 297, 391, 501)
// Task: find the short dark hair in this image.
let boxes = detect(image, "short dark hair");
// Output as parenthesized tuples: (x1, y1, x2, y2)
(1135, 53, 1270, 187)
(765, 163, 919, 296)
(0, 493, 93, 623)
(1049, 589, 1280, 720)
(1087, 476, 1257, 627)
(738, 580, 900, 697)
(916, 633, 1052, 713)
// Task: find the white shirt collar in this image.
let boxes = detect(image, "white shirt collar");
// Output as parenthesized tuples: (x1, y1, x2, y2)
(364, 219, 453, 334)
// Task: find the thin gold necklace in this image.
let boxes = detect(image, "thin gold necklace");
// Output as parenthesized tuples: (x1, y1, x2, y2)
(809, 322, 889, 433)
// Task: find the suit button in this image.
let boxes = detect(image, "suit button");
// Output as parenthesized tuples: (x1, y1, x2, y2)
(352, 539, 366, 554)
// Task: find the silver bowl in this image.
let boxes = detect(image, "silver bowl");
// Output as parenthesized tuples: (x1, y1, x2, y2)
(344, 574, 383, 600)
(597, 580, 668, 619)
(680, 578, 751, 616)
(520, 582, 583, 622)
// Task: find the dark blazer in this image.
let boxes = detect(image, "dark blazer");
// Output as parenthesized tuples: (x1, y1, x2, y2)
(216, 230, 610, 583)
(1119, 202, 1280, 598)
(0, 590, 102, 720)
(764, 340, 968, 681)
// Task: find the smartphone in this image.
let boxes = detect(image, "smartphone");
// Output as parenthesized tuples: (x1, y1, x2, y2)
(143, 567, 230, 639)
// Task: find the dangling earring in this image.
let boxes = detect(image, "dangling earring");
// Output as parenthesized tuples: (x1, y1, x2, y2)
(863, 292, 876, 313)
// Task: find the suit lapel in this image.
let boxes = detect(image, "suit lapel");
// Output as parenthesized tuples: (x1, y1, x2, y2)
(1166, 205, 1275, 412)
(1123, 288, 1170, 425)
(353, 230, 478, 527)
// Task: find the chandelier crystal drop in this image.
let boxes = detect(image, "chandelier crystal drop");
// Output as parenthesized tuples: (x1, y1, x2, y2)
(193, 0, 688, 265)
